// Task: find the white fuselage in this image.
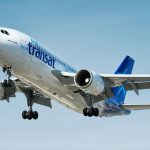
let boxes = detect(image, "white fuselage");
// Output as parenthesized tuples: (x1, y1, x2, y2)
(0, 28, 89, 113)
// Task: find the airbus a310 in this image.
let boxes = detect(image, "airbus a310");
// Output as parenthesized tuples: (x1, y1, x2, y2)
(0, 27, 150, 120)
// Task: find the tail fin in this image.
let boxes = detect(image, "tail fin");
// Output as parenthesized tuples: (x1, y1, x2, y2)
(115, 56, 134, 74)
(106, 56, 135, 105)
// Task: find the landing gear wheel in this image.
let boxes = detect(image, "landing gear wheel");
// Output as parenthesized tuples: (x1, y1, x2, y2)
(3, 79, 7, 87)
(94, 108, 99, 117)
(83, 108, 88, 116)
(8, 79, 13, 87)
(22, 110, 27, 119)
(27, 111, 33, 120)
(33, 111, 38, 120)
(88, 107, 94, 117)
(22, 110, 38, 120)
(83, 107, 99, 117)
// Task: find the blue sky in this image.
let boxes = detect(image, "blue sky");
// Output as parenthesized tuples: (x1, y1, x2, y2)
(0, 0, 150, 150)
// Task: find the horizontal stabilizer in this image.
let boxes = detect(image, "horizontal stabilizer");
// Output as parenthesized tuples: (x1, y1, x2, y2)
(123, 104, 150, 110)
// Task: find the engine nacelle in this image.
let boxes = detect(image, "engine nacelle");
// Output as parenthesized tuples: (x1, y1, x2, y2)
(74, 69, 105, 96)
(0, 83, 5, 99)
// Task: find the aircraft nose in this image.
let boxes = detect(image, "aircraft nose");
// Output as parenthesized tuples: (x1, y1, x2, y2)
(0, 29, 18, 58)
(0, 29, 10, 45)
(0, 28, 19, 48)
(0, 34, 8, 48)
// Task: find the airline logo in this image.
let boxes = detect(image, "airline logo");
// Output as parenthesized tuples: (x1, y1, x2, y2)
(22, 39, 56, 69)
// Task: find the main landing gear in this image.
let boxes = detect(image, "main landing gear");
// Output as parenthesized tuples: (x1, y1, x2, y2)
(22, 90, 38, 120)
(83, 94, 99, 117)
(83, 107, 99, 117)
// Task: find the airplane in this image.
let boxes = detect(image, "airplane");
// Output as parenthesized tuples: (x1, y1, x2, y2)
(0, 27, 150, 120)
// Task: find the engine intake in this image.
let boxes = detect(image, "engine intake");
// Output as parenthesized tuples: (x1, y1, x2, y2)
(74, 69, 105, 96)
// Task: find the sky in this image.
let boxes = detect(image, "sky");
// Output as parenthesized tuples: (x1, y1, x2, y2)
(0, 0, 150, 150)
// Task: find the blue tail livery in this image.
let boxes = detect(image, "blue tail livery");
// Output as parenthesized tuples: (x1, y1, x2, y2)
(106, 56, 135, 105)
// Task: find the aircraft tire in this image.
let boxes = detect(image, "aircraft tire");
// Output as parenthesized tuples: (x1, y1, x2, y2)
(22, 110, 27, 119)
(83, 108, 88, 116)
(94, 108, 99, 117)
(88, 107, 94, 117)
(27, 111, 33, 120)
(3, 79, 7, 87)
(33, 111, 38, 120)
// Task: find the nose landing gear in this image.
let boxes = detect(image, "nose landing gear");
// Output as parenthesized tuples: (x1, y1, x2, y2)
(2, 66, 13, 87)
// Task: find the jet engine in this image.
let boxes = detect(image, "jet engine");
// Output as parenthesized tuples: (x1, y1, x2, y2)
(74, 69, 105, 96)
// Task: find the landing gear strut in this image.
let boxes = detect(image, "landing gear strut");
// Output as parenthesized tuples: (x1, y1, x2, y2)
(22, 90, 38, 120)
(83, 107, 99, 117)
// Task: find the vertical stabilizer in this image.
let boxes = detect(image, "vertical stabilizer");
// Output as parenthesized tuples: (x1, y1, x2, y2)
(106, 56, 135, 105)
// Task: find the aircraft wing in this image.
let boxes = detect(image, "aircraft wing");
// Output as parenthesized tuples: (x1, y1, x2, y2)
(101, 74, 150, 95)
(100, 74, 150, 86)
(123, 104, 150, 110)
(56, 72, 150, 94)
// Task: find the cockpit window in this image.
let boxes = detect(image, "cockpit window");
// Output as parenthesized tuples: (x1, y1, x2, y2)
(1, 30, 9, 35)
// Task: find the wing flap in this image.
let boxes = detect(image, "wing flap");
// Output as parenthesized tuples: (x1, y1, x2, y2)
(32, 96, 52, 108)
(101, 74, 150, 91)
(125, 82, 150, 91)
(11, 78, 52, 108)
